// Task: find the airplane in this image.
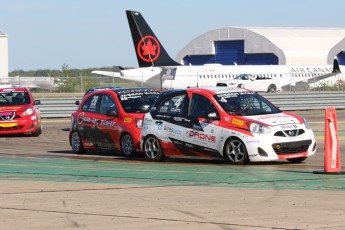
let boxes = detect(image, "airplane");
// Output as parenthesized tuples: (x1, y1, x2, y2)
(0, 81, 13, 88)
(8, 76, 57, 91)
(92, 10, 345, 91)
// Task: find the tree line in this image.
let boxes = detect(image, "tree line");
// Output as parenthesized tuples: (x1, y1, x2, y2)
(9, 64, 135, 92)
(9, 64, 125, 78)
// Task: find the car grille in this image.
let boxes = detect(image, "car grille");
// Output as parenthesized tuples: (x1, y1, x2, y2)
(274, 129, 305, 137)
(272, 140, 312, 154)
(0, 114, 21, 121)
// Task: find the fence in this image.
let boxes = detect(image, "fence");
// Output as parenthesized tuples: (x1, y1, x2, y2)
(37, 92, 345, 118)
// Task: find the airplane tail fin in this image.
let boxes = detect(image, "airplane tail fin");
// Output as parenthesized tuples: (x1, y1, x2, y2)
(332, 58, 341, 73)
(126, 10, 181, 68)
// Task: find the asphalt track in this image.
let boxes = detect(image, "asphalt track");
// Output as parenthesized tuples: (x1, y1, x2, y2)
(0, 110, 344, 229)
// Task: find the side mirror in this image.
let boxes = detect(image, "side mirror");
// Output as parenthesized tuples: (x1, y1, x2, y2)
(106, 109, 119, 117)
(207, 112, 220, 120)
(34, 100, 41, 105)
(75, 100, 80, 105)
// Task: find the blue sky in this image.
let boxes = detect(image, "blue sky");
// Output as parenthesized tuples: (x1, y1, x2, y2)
(1, 0, 344, 71)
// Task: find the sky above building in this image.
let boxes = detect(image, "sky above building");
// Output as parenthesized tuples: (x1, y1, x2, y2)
(1, 0, 345, 71)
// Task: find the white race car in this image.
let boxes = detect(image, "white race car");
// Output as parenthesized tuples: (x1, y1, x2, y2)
(140, 87, 316, 164)
(217, 74, 282, 93)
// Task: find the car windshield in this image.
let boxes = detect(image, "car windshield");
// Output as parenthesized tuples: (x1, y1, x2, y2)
(117, 89, 160, 113)
(214, 91, 281, 116)
(0, 91, 31, 106)
(234, 74, 254, 80)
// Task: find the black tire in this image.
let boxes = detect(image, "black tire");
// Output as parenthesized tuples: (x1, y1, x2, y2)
(120, 133, 136, 157)
(70, 131, 87, 154)
(223, 137, 249, 164)
(31, 124, 42, 137)
(143, 135, 165, 162)
(267, 84, 277, 93)
(287, 157, 307, 163)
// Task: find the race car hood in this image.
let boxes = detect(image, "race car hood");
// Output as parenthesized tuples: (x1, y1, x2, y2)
(246, 112, 302, 126)
(0, 104, 29, 113)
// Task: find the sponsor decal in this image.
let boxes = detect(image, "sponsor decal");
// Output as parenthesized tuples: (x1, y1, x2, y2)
(224, 116, 231, 123)
(100, 120, 116, 127)
(0, 111, 14, 116)
(144, 117, 153, 122)
(0, 107, 20, 111)
(137, 35, 161, 62)
(280, 153, 306, 159)
(163, 148, 178, 153)
(186, 130, 216, 143)
(77, 112, 116, 127)
(246, 140, 260, 144)
(257, 114, 290, 120)
(280, 124, 297, 129)
(90, 95, 98, 109)
(232, 118, 244, 126)
(164, 125, 182, 135)
(124, 118, 132, 123)
(84, 142, 94, 147)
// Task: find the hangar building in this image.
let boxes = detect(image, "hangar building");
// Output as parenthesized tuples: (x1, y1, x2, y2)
(0, 30, 9, 81)
(176, 27, 345, 66)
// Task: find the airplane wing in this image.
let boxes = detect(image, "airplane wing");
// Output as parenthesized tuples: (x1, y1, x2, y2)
(91, 70, 121, 77)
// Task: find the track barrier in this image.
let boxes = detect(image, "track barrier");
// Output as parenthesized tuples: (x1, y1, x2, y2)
(314, 107, 345, 174)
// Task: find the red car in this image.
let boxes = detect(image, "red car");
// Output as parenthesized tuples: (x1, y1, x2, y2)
(69, 87, 160, 156)
(0, 87, 42, 136)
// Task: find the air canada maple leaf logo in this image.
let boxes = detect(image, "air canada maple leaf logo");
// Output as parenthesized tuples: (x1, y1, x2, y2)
(137, 35, 161, 62)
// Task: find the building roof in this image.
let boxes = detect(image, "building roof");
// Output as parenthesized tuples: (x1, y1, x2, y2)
(176, 27, 345, 65)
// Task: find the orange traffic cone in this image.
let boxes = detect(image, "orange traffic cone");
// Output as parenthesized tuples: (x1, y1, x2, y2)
(314, 107, 345, 174)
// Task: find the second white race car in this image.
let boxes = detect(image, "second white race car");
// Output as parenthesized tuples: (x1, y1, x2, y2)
(217, 74, 282, 93)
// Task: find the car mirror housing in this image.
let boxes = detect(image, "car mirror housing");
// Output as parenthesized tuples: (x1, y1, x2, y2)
(75, 100, 80, 106)
(34, 100, 41, 105)
(106, 109, 119, 117)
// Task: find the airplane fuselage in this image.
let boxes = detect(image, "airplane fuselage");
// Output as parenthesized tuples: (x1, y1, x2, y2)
(120, 64, 345, 91)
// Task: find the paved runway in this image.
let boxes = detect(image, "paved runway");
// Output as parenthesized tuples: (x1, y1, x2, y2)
(0, 110, 344, 229)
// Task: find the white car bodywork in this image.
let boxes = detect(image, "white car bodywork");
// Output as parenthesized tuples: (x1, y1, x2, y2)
(217, 74, 282, 92)
(140, 87, 316, 164)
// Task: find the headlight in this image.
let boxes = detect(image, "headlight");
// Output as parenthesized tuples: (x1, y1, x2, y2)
(303, 117, 311, 129)
(249, 122, 271, 134)
(23, 108, 34, 116)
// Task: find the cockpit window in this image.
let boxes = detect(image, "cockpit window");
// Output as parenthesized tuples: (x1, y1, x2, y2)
(214, 92, 281, 116)
(0, 91, 31, 106)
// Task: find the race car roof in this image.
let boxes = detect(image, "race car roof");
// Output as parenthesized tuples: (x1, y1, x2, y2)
(187, 86, 248, 95)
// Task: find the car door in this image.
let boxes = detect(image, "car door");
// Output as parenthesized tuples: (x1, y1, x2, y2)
(95, 93, 119, 150)
(152, 92, 190, 148)
(77, 93, 102, 148)
(184, 93, 221, 157)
